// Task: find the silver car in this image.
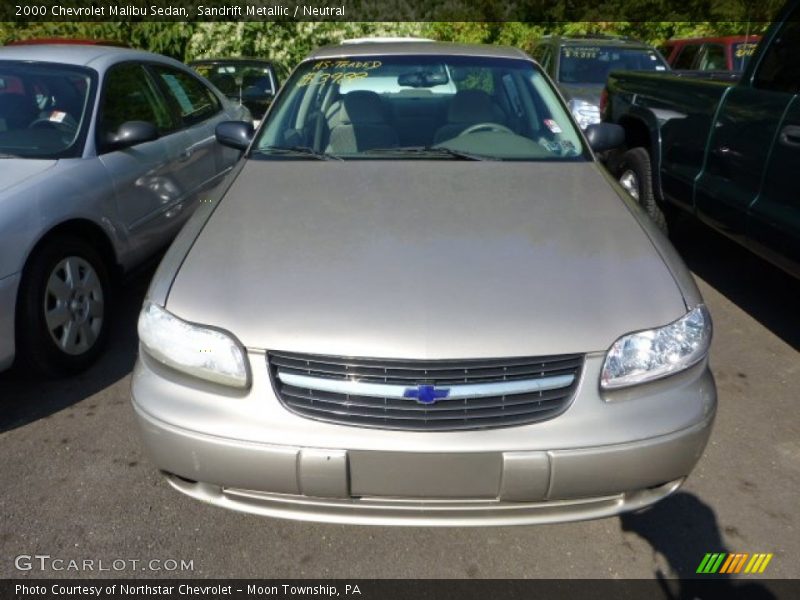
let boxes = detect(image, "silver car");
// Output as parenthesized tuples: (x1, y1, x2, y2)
(0, 43, 248, 375)
(132, 42, 716, 526)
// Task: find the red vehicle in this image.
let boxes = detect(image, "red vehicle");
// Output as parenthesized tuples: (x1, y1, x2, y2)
(661, 35, 761, 72)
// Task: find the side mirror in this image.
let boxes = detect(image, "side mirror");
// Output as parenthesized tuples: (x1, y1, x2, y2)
(215, 120, 254, 151)
(106, 121, 158, 151)
(585, 122, 625, 152)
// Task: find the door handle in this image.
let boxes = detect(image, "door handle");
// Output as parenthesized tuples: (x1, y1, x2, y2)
(178, 149, 193, 161)
(779, 125, 800, 148)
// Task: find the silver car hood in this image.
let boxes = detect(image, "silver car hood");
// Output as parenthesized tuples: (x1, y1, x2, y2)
(167, 161, 687, 358)
(0, 159, 57, 196)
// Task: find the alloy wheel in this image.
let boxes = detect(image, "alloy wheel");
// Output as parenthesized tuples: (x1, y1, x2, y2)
(43, 256, 105, 356)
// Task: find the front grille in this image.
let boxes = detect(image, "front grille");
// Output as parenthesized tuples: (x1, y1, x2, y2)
(268, 351, 583, 431)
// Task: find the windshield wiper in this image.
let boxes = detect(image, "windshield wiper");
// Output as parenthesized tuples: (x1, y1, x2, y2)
(257, 145, 342, 161)
(364, 146, 497, 161)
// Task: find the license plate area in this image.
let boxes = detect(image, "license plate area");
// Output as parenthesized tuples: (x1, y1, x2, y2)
(348, 451, 502, 499)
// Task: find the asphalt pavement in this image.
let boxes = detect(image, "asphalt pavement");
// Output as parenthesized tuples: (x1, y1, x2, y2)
(1, 220, 798, 585)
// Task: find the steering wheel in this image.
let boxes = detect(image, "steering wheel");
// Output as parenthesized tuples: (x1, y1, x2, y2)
(458, 122, 515, 136)
(28, 115, 78, 135)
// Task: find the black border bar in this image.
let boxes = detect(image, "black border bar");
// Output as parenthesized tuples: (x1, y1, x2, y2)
(1, 0, 791, 22)
(3, 579, 799, 600)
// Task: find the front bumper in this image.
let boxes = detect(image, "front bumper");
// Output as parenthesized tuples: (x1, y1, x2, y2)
(131, 350, 716, 526)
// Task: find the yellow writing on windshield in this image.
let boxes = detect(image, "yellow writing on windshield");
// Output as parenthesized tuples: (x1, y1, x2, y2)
(563, 47, 600, 59)
(297, 71, 370, 87)
(735, 44, 757, 58)
(312, 60, 383, 71)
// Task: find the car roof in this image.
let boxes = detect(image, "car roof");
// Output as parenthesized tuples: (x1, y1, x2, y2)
(189, 57, 275, 65)
(0, 44, 186, 71)
(541, 35, 652, 49)
(665, 35, 762, 45)
(306, 41, 529, 61)
(6, 38, 129, 47)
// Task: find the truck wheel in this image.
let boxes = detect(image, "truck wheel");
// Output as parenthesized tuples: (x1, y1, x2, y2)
(617, 147, 668, 233)
(16, 235, 111, 377)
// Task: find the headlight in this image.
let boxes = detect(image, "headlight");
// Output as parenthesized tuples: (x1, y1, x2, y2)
(137, 302, 249, 388)
(601, 305, 711, 390)
(568, 98, 601, 130)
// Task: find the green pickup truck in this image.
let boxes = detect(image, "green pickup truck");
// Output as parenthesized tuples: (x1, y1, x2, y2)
(603, 0, 800, 278)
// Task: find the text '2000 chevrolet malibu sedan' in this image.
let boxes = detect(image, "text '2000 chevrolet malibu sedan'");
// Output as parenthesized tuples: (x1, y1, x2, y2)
(131, 41, 716, 526)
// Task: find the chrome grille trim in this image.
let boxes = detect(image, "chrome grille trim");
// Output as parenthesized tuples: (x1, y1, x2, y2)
(277, 372, 575, 400)
(268, 351, 583, 431)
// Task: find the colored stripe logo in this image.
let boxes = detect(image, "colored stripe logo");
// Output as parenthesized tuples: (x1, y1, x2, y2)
(696, 553, 773, 574)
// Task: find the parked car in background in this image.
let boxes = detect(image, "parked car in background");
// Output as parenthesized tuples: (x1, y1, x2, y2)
(190, 58, 279, 124)
(661, 35, 762, 72)
(6, 37, 130, 48)
(0, 43, 249, 375)
(132, 41, 715, 526)
(531, 35, 669, 129)
(603, 0, 800, 278)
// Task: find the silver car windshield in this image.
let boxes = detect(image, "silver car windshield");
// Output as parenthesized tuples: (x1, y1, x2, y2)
(254, 55, 587, 161)
(0, 62, 93, 159)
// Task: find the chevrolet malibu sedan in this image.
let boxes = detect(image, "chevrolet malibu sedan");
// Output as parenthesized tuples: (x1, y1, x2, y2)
(0, 43, 248, 375)
(132, 41, 716, 526)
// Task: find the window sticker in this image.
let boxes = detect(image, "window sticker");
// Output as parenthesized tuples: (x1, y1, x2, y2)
(544, 118, 562, 133)
(563, 47, 600, 59)
(49, 110, 67, 123)
(735, 43, 758, 57)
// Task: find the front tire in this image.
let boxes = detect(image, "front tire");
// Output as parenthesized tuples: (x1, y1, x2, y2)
(16, 235, 111, 377)
(617, 147, 668, 233)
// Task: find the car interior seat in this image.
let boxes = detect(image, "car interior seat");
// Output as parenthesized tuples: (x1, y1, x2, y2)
(433, 89, 506, 144)
(325, 90, 398, 153)
(0, 93, 37, 131)
(209, 73, 237, 97)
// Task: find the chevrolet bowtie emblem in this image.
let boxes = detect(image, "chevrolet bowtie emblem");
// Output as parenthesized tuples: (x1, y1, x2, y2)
(403, 384, 450, 405)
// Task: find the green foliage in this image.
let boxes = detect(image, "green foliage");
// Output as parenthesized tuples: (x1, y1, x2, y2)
(0, 16, 778, 73)
(186, 22, 425, 77)
(0, 22, 195, 59)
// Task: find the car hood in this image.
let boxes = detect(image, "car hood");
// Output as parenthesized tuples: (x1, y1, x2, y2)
(557, 83, 603, 105)
(166, 161, 686, 358)
(0, 158, 57, 196)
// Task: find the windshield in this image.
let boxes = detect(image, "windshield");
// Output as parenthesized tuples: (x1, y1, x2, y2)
(0, 61, 94, 159)
(733, 41, 759, 71)
(254, 55, 587, 161)
(558, 46, 668, 84)
(192, 61, 276, 97)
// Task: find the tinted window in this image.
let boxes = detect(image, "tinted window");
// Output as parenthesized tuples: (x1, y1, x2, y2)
(540, 47, 552, 71)
(732, 41, 759, 71)
(152, 66, 221, 125)
(99, 64, 173, 150)
(698, 44, 726, 70)
(558, 46, 668, 84)
(193, 62, 275, 97)
(673, 44, 701, 69)
(0, 61, 93, 158)
(754, 17, 800, 94)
